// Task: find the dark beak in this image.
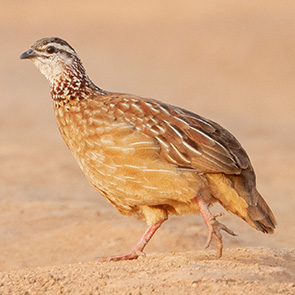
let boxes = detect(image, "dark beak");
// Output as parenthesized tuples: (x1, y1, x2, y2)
(20, 48, 38, 60)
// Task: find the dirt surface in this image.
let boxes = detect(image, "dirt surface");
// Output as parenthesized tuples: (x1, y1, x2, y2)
(1, 248, 295, 295)
(0, 1, 295, 294)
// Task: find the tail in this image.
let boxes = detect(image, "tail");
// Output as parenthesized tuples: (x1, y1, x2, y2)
(246, 188, 276, 233)
(207, 172, 276, 234)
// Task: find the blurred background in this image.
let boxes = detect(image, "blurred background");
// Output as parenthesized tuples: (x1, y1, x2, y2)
(0, 0, 294, 271)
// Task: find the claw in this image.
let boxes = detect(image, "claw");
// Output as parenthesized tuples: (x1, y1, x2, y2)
(195, 198, 237, 258)
(206, 214, 237, 258)
(95, 221, 163, 262)
(96, 250, 144, 262)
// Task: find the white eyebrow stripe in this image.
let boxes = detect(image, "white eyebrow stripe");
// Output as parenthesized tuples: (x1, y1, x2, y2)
(45, 43, 76, 54)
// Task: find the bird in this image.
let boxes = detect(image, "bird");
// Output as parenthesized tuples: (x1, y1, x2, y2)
(20, 37, 276, 260)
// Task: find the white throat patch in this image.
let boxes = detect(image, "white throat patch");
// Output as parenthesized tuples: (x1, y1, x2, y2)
(32, 56, 65, 83)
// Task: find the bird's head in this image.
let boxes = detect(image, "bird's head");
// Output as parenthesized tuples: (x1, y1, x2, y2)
(20, 37, 86, 84)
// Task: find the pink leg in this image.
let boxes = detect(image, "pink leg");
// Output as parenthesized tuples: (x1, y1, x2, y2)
(97, 220, 164, 262)
(195, 197, 236, 258)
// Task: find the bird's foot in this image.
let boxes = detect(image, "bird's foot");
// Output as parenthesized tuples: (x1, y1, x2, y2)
(205, 213, 237, 258)
(195, 197, 237, 258)
(96, 250, 146, 262)
(96, 221, 164, 262)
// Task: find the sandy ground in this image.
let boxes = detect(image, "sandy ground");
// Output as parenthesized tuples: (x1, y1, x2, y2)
(0, 1, 295, 294)
(1, 248, 295, 295)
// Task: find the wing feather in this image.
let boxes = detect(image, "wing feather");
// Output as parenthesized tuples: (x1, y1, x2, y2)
(107, 95, 251, 175)
(143, 99, 250, 174)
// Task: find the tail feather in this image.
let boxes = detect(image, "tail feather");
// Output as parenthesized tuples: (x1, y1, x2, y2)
(247, 189, 276, 234)
(228, 167, 277, 234)
(207, 173, 276, 234)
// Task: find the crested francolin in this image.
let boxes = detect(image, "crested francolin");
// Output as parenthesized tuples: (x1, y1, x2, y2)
(20, 37, 276, 260)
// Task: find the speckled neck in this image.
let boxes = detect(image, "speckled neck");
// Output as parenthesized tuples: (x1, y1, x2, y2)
(50, 56, 104, 101)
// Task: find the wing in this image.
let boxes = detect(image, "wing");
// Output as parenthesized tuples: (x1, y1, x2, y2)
(107, 95, 251, 175)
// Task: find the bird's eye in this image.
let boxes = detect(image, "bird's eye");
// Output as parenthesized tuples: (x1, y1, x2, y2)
(46, 46, 56, 54)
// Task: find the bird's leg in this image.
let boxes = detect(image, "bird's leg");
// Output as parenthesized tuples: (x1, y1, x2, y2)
(195, 197, 236, 258)
(97, 220, 164, 262)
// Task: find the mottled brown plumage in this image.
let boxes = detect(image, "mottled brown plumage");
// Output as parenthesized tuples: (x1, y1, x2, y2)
(20, 37, 276, 260)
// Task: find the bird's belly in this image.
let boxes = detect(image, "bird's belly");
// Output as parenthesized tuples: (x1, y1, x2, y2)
(80, 145, 201, 208)
(56, 110, 204, 216)
(65, 131, 201, 207)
